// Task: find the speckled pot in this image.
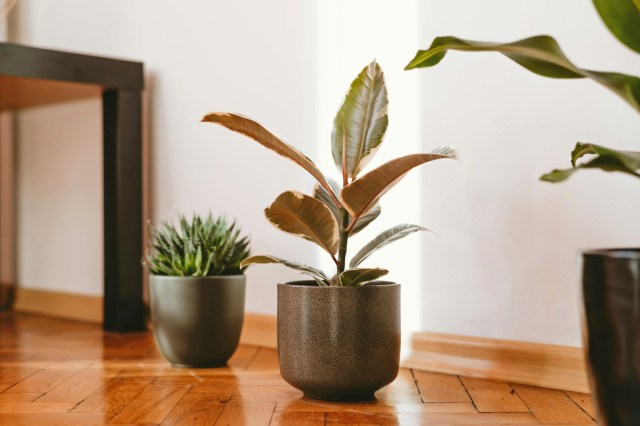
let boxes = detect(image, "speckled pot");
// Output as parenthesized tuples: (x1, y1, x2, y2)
(150, 275, 245, 368)
(581, 249, 640, 426)
(278, 281, 401, 401)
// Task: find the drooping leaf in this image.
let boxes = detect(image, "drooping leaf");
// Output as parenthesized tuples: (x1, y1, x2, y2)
(338, 268, 389, 287)
(202, 112, 342, 206)
(593, 0, 640, 54)
(332, 61, 389, 178)
(540, 142, 640, 182)
(405, 36, 640, 113)
(341, 146, 458, 218)
(240, 255, 330, 286)
(349, 204, 382, 236)
(265, 191, 340, 255)
(350, 224, 427, 268)
(312, 178, 342, 220)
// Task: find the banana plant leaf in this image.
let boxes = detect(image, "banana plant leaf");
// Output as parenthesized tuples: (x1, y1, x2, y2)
(341, 146, 458, 218)
(240, 255, 330, 286)
(201, 112, 342, 206)
(350, 224, 427, 268)
(264, 191, 340, 255)
(332, 60, 389, 179)
(593, 0, 640, 54)
(541, 142, 640, 182)
(336, 268, 389, 287)
(405, 35, 640, 113)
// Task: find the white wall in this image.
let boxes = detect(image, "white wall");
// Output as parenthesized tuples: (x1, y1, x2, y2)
(10, 0, 640, 346)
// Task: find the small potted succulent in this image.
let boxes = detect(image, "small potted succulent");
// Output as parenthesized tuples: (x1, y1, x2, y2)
(144, 213, 250, 368)
(202, 61, 457, 400)
(405, 0, 639, 423)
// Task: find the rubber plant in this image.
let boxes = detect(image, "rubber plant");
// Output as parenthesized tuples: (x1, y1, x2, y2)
(405, 0, 640, 182)
(202, 61, 458, 287)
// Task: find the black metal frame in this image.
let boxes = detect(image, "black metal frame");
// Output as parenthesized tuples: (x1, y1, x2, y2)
(0, 43, 145, 332)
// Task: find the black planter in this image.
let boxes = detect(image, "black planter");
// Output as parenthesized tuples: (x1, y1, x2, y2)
(581, 249, 640, 426)
(277, 281, 401, 401)
(149, 275, 245, 367)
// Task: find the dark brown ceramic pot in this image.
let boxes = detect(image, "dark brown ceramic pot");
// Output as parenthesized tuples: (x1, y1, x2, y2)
(581, 249, 640, 426)
(149, 275, 245, 368)
(278, 281, 401, 401)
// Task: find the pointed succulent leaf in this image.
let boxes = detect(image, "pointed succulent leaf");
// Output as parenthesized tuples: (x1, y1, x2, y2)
(341, 146, 458, 217)
(350, 224, 428, 268)
(202, 112, 342, 206)
(338, 268, 389, 287)
(332, 61, 389, 178)
(405, 35, 640, 113)
(240, 255, 330, 286)
(540, 142, 640, 182)
(593, 0, 640, 54)
(265, 191, 340, 255)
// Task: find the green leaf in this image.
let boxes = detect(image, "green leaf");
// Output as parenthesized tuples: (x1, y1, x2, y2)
(405, 35, 640, 113)
(265, 191, 340, 255)
(593, 0, 640, 54)
(341, 146, 458, 218)
(332, 60, 389, 178)
(201, 113, 343, 207)
(349, 204, 381, 236)
(541, 142, 640, 182)
(240, 255, 330, 286)
(338, 268, 389, 287)
(350, 224, 427, 268)
(312, 178, 342, 220)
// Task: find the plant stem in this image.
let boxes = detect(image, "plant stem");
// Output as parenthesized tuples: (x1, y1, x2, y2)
(337, 207, 350, 274)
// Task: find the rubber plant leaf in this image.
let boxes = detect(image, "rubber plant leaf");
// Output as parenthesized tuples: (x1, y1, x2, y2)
(264, 191, 340, 255)
(540, 142, 640, 182)
(593, 0, 640, 54)
(202, 112, 342, 206)
(240, 255, 330, 286)
(332, 60, 389, 179)
(404, 35, 640, 113)
(338, 268, 389, 287)
(313, 180, 382, 236)
(341, 146, 458, 218)
(350, 224, 427, 268)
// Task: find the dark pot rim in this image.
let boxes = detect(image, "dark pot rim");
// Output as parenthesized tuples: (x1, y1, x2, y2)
(150, 274, 246, 282)
(581, 248, 640, 259)
(278, 280, 399, 289)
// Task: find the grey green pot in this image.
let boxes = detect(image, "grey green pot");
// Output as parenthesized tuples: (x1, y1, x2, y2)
(278, 281, 401, 401)
(149, 275, 245, 368)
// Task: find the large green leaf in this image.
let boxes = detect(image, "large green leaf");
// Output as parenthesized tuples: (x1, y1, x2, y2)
(541, 142, 640, 182)
(240, 255, 330, 286)
(350, 224, 427, 268)
(593, 0, 640, 54)
(341, 146, 458, 218)
(202, 113, 342, 206)
(265, 191, 340, 255)
(337, 268, 389, 287)
(313, 180, 381, 236)
(405, 36, 640, 113)
(332, 61, 389, 179)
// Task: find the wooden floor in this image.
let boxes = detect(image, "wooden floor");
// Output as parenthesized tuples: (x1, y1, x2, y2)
(0, 312, 595, 425)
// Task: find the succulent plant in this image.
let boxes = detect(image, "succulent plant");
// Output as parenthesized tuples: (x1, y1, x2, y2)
(144, 213, 250, 277)
(202, 60, 457, 287)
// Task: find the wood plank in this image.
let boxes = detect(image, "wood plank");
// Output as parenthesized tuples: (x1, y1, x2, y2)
(214, 401, 275, 426)
(460, 376, 529, 413)
(228, 344, 260, 370)
(240, 314, 277, 349)
(0, 401, 77, 413)
(512, 384, 595, 424)
(326, 412, 539, 424)
(276, 400, 476, 414)
(162, 392, 227, 425)
(3, 363, 86, 395)
(270, 411, 325, 425)
(0, 393, 42, 402)
(72, 377, 152, 415)
(0, 413, 111, 425)
(414, 370, 471, 403)
(109, 384, 190, 424)
(565, 391, 596, 419)
(406, 331, 589, 393)
(246, 347, 279, 372)
(36, 366, 119, 402)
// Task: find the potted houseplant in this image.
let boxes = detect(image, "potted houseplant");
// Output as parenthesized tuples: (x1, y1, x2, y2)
(405, 1, 639, 423)
(202, 61, 458, 401)
(144, 213, 251, 368)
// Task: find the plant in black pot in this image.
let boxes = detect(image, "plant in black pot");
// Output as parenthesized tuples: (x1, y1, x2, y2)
(202, 61, 458, 401)
(405, 0, 639, 423)
(144, 213, 250, 368)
